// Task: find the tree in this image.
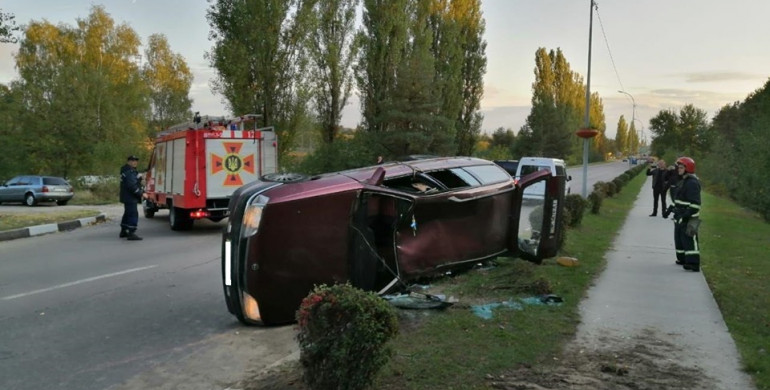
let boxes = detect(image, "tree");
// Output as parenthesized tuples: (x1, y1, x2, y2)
(207, 0, 315, 155)
(448, 0, 486, 156)
(0, 9, 20, 43)
(355, 0, 410, 137)
(648, 104, 709, 158)
(142, 34, 193, 134)
(14, 5, 148, 177)
(615, 115, 628, 156)
(306, 0, 360, 144)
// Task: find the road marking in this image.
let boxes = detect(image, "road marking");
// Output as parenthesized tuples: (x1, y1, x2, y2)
(1, 265, 158, 301)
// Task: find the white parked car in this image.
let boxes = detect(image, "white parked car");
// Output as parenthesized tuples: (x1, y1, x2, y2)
(515, 157, 571, 200)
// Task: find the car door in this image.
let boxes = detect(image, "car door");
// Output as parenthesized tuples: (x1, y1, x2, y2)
(392, 166, 514, 279)
(0, 176, 20, 201)
(1, 176, 25, 202)
(511, 170, 566, 263)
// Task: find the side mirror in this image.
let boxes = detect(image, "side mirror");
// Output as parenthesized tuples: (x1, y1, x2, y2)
(567, 175, 572, 181)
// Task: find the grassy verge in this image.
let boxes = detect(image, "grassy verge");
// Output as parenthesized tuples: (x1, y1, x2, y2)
(700, 192, 770, 389)
(373, 172, 647, 389)
(0, 210, 101, 231)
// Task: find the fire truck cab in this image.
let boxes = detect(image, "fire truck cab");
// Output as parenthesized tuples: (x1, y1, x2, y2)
(143, 113, 278, 230)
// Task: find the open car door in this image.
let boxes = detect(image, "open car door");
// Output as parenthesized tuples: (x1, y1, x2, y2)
(509, 170, 566, 263)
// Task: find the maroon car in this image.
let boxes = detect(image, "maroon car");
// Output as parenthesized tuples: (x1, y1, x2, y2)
(222, 157, 566, 325)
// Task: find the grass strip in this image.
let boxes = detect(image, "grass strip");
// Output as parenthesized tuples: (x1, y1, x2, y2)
(700, 192, 770, 389)
(0, 210, 100, 231)
(375, 172, 647, 389)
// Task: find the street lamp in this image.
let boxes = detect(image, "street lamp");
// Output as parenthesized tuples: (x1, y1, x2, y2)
(578, 0, 598, 198)
(618, 90, 636, 128)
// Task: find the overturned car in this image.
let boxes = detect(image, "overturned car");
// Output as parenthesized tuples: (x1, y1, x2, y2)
(222, 157, 566, 325)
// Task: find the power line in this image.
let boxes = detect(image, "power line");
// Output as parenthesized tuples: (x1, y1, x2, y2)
(594, 3, 625, 93)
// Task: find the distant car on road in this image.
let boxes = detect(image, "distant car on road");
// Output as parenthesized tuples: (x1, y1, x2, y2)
(221, 156, 566, 325)
(0, 175, 74, 206)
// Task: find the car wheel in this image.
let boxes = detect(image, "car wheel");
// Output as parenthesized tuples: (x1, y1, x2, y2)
(260, 172, 309, 183)
(143, 200, 156, 218)
(169, 207, 193, 231)
(56, 200, 69, 206)
(25, 193, 37, 207)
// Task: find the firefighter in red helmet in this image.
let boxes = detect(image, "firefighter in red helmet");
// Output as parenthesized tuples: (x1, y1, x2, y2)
(668, 157, 701, 271)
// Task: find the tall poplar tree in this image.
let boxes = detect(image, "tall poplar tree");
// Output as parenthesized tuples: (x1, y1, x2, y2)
(306, 0, 360, 144)
(355, 0, 410, 136)
(143, 34, 193, 134)
(450, 0, 486, 156)
(207, 0, 314, 154)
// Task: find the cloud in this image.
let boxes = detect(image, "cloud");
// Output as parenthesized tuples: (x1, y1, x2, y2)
(479, 105, 530, 134)
(682, 72, 764, 83)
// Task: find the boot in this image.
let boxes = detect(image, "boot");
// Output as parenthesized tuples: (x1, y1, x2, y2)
(119, 229, 128, 238)
(683, 263, 700, 272)
(127, 232, 143, 241)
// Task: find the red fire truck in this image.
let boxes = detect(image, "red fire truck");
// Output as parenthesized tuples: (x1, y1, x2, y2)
(143, 114, 278, 230)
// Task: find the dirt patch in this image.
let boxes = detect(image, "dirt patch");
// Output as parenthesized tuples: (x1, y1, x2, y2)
(241, 328, 705, 390)
(489, 329, 704, 390)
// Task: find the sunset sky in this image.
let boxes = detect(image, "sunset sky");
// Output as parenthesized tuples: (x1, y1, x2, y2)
(2, 0, 768, 139)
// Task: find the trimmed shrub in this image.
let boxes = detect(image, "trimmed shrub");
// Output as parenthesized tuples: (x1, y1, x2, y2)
(605, 181, 618, 197)
(612, 177, 624, 192)
(593, 181, 608, 197)
(564, 194, 587, 227)
(588, 190, 604, 214)
(296, 283, 399, 390)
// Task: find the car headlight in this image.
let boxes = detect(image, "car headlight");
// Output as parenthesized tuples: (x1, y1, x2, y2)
(242, 195, 269, 238)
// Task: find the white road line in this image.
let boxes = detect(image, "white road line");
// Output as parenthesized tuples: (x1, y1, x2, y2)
(1, 265, 159, 301)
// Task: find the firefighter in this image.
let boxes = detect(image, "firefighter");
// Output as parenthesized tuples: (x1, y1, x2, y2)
(669, 157, 701, 272)
(120, 155, 147, 241)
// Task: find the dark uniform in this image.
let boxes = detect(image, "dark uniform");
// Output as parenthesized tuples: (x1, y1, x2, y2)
(672, 172, 701, 271)
(665, 166, 680, 202)
(120, 156, 144, 240)
(646, 164, 668, 216)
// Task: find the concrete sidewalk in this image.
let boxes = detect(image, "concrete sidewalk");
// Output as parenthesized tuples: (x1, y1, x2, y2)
(571, 178, 756, 389)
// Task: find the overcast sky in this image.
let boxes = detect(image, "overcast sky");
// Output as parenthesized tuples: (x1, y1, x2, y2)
(2, 0, 769, 139)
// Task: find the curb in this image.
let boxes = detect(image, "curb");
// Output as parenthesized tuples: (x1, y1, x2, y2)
(0, 214, 107, 242)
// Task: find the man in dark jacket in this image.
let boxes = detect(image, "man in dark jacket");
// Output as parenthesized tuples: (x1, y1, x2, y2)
(120, 155, 146, 240)
(646, 159, 668, 217)
(665, 164, 681, 203)
(670, 157, 701, 272)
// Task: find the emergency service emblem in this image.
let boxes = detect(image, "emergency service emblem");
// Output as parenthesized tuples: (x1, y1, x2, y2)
(211, 142, 255, 186)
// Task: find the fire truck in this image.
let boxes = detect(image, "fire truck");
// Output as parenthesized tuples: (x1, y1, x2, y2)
(143, 113, 278, 230)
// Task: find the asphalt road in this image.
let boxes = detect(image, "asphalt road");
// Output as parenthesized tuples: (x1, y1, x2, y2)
(0, 160, 634, 390)
(0, 210, 297, 390)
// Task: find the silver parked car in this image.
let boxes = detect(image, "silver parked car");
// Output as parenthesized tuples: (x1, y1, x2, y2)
(0, 175, 74, 206)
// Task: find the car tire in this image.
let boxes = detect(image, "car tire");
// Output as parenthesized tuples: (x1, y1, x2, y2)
(56, 200, 69, 206)
(260, 172, 309, 183)
(25, 193, 37, 207)
(143, 200, 156, 218)
(169, 206, 193, 231)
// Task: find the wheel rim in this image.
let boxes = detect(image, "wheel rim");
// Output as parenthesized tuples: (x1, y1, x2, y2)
(261, 172, 307, 182)
(25, 195, 34, 206)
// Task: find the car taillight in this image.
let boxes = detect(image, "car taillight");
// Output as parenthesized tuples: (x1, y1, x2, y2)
(42, 186, 49, 192)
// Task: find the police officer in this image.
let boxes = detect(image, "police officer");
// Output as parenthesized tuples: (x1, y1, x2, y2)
(670, 157, 701, 271)
(120, 155, 146, 241)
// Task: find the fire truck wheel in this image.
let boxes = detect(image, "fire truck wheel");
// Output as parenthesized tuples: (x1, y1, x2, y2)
(170, 207, 194, 231)
(260, 172, 309, 183)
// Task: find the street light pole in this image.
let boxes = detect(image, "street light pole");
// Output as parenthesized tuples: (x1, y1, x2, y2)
(618, 90, 636, 127)
(581, 0, 596, 198)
